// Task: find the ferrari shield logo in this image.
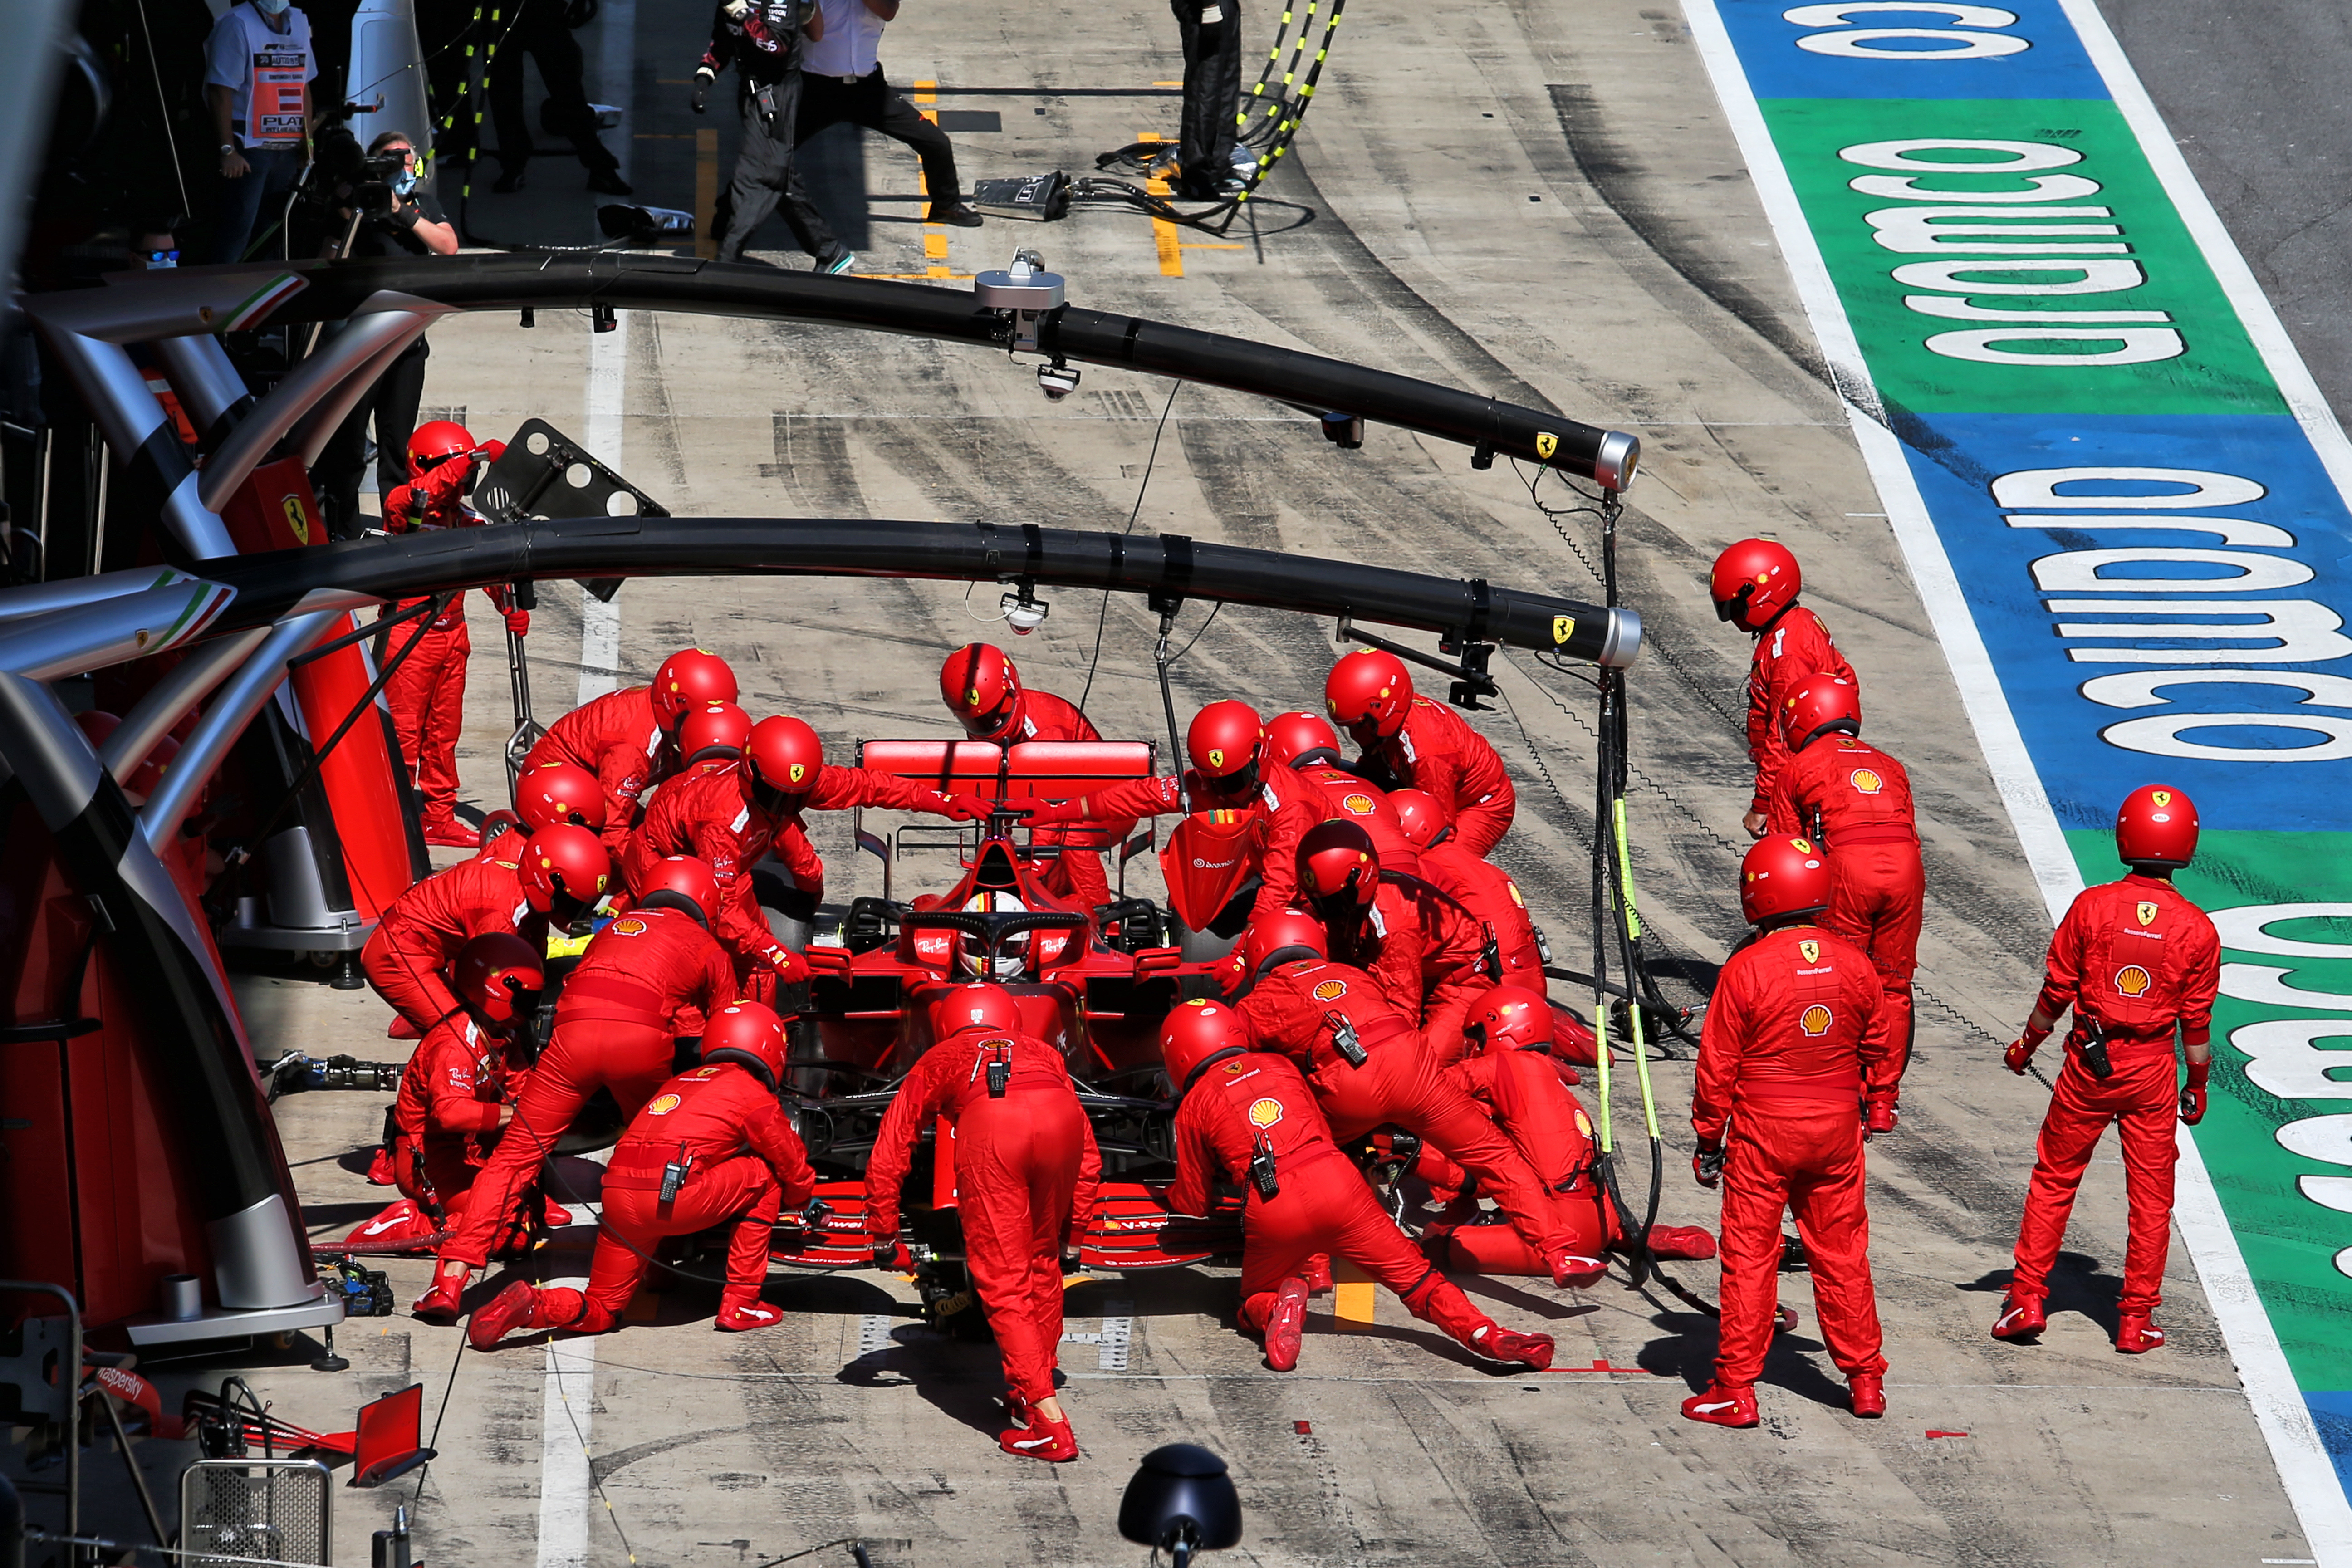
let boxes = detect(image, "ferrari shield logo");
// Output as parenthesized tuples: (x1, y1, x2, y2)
(1552, 615, 1574, 646)
(2137, 901, 2158, 927)
(1800, 939, 1819, 964)
(1534, 431, 1558, 461)
(2152, 789, 2172, 807)
(789, 763, 807, 784)
(1246, 1097, 1284, 1129)
(279, 493, 311, 544)
(1207, 749, 1224, 769)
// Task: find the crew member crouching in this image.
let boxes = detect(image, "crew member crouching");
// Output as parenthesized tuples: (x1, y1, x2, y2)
(1686, 835, 1896, 1428)
(467, 1000, 815, 1343)
(864, 984, 1102, 1462)
(1994, 785, 2217, 1355)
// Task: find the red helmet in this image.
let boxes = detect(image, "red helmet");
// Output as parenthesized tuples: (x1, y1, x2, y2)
(1159, 998, 1252, 1093)
(1779, 676, 1862, 753)
(517, 824, 612, 914)
(638, 855, 720, 923)
(1468, 985, 1553, 1054)
(679, 702, 752, 764)
(1296, 818, 1380, 911)
(700, 1000, 786, 1091)
(1710, 539, 1802, 632)
(940, 643, 1025, 739)
(1388, 787, 1450, 849)
(407, 419, 474, 470)
(2116, 784, 2198, 870)
(745, 715, 825, 801)
(1263, 710, 1343, 769)
(1239, 908, 1330, 977)
(515, 761, 608, 833)
(454, 932, 544, 1026)
(1740, 834, 1830, 925)
(1326, 649, 1413, 741)
(1187, 700, 1264, 782)
(932, 983, 1022, 1039)
(652, 648, 739, 728)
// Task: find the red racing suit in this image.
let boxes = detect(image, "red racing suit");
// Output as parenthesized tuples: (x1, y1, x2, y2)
(391, 1015, 532, 1232)
(524, 1061, 817, 1332)
(1764, 733, 1923, 1078)
(1002, 688, 1125, 911)
(2009, 873, 2218, 1317)
(1343, 873, 1495, 1066)
(866, 1029, 1103, 1405)
(1743, 604, 1856, 818)
(1356, 696, 1516, 856)
(1422, 1048, 1611, 1268)
(622, 759, 961, 976)
(438, 906, 740, 1269)
(1288, 762, 1421, 878)
(1233, 957, 1569, 1268)
(1413, 838, 1544, 988)
(526, 686, 676, 854)
(381, 460, 519, 828)
(1695, 923, 1896, 1391)
(1168, 1049, 1518, 1354)
(1032, 764, 1323, 926)
(361, 849, 528, 1034)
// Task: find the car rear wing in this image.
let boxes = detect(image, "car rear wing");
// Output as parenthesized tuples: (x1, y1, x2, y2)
(851, 738, 1160, 902)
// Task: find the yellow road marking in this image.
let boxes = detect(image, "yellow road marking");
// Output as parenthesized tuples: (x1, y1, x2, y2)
(1146, 174, 1183, 277)
(1332, 1258, 1376, 1326)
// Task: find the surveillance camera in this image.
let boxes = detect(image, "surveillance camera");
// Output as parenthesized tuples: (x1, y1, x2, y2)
(1038, 361, 1081, 401)
(1001, 588, 1050, 635)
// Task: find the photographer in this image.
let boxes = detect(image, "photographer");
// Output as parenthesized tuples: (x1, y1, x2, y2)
(312, 132, 456, 541)
(203, 0, 318, 263)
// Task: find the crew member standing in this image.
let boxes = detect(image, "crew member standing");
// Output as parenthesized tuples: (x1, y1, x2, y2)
(202, 0, 316, 264)
(414, 843, 742, 1320)
(1686, 835, 1897, 1428)
(1709, 539, 1858, 841)
(1994, 785, 2217, 1355)
(486, 0, 630, 194)
(1160, 999, 1555, 1372)
(466, 1002, 817, 1343)
(697, 0, 854, 271)
(1762, 676, 1922, 1111)
(784, 0, 981, 231)
(939, 644, 1121, 911)
(864, 984, 1102, 1462)
(379, 420, 524, 848)
(1168, 0, 1242, 200)
(1324, 650, 1518, 856)
(525, 647, 740, 853)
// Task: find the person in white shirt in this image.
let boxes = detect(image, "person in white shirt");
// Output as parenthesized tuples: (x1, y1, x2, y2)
(786, 0, 980, 229)
(202, 0, 318, 263)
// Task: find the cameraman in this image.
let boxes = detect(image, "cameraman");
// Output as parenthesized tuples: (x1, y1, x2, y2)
(313, 132, 456, 540)
(204, 0, 319, 263)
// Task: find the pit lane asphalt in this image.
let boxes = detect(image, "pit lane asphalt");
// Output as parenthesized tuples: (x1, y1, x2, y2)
(102, 1, 2324, 1563)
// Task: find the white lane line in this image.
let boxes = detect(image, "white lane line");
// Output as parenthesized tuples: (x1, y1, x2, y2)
(1099, 1303, 1133, 1372)
(858, 1314, 894, 1357)
(578, 309, 627, 704)
(537, 1336, 598, 1568)
(1681, 4, 2352, 1560)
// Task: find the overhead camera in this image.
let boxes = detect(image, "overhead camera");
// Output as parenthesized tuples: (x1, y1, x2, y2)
(1038, 359, 1082, 401)
(1118, 1444, 1242, 1567)
(1000, 583, 1051, 635)
(1319, 411, 1364, 450)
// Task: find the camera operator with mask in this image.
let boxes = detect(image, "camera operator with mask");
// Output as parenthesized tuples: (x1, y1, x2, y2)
(312, 132, 457, 540)
(203, 0, 318, 263)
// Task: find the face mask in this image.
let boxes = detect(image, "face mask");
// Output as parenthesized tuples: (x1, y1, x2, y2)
(253, 0, 292, 17)
(142, 249, 179, 269)
(391, 166, 418, 195)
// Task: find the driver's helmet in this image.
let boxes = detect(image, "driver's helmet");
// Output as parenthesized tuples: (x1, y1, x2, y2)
(958, 890, 1032, 980)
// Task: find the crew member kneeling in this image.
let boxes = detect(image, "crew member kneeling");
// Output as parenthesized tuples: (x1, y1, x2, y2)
(387, 934, 545, 1238)
(1686, 835, 1897, 1428)
(864, 985, 1101, 1463)
(1994, 784, 2217, 1355)
(468, 1001, 815, 1343)
(1161, 1000, 1554, 1372)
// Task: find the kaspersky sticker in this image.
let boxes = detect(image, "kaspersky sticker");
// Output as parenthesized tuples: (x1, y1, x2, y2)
(1799, 1004, 1833, 1037)
(646, 1093, 683, 1116)
(1849, 768, 1884, 795)
(1246, 1097, 1284, 1129)
(2115, 965, 2153, 998)
(1311, 979, 1348, 1001)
